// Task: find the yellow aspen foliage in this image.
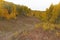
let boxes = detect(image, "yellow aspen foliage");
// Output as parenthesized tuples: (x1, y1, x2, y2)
(2, 9, 9, 18)
(9, 12, 16, 19)
(0, 8, 8, 17)
(0, 0, 4, 2)
(46, 4, 54, 22)
(0, 9, 3, 17)
(9, 4, 17, 19)
(0, 8, 10, 19)
(42, 23, 50, 30)
(41, 12, 47, 21)
(49, 5, 60, 23)
(0, 0, 4, 5)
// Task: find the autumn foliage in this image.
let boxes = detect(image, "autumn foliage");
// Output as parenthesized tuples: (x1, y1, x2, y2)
(0, 1, 60, 24)
(0, 1, 31, 20)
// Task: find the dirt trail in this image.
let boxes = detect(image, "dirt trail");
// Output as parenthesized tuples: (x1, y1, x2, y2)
(0, 16, 40, 40)
(0, 30, 22, 40)
(0, 16, 60, 40)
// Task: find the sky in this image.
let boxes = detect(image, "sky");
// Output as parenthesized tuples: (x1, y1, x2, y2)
(5, 0, 60, 11)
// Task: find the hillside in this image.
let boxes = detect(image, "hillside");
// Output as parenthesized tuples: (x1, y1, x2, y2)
(0, 1, 60, 40)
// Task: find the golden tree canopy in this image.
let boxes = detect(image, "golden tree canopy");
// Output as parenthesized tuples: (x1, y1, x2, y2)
(0, 0, 4, 2)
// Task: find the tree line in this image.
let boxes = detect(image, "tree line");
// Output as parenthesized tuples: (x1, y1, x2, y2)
(0, 1, 60, 23)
